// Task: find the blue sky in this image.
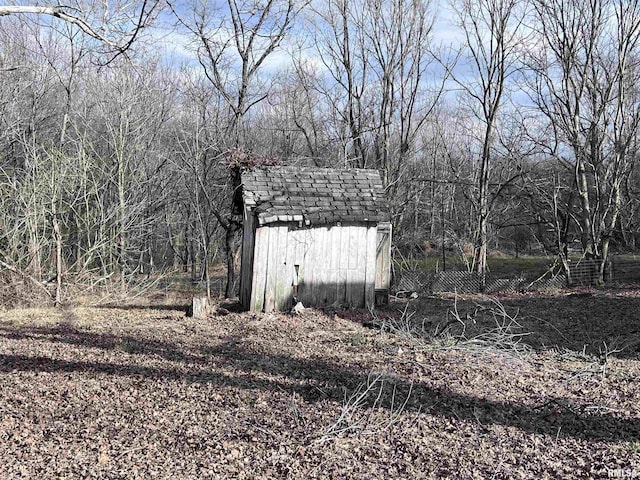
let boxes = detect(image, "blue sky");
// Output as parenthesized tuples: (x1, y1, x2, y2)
(150, 0, 465, 74)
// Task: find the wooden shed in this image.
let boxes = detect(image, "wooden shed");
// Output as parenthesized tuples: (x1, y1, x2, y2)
(239, 166, 392, 312)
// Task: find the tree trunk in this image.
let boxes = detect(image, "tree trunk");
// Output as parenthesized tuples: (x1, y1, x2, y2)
(187, 296, 209, 318)
(52, 209, 63, 306)
(598, 180, 623, 284)
(190, 237, 197, 282)
(27, 218, 42, 279)
(475, 209, 488, 290)
(474, 123, 491, 290)
(576, 157, 595, 257)
(182, 221, 190, 273)
(224, 224, 239, 299)
(117, 149, 127, 293)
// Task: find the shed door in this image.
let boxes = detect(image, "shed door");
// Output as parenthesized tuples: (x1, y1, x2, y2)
(375, 223, 391, 294)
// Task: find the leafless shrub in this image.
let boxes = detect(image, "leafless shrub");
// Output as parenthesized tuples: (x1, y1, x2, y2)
(63, 268, 183, 307)
(0, 268, 53, 309)
(316, 371, 414, 444)
(457, 299, 531, 355)
(367, 302, 421, 338)
(597, 341, 625, 379)
(368, 296, 531, 356)
(564, 341, 627, 383)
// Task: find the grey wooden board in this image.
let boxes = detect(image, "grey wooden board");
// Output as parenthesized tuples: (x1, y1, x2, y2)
(375, 223, 392, 291)
(364, 225, 377, 309)
(275, 225, 290, 311)
(240, 207, 255, 308)
(251, 223, 377, 311)
(250, 226, 269, 312)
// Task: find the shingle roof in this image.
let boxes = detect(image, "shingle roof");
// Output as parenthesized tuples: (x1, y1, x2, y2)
(241, 166, 390, 226)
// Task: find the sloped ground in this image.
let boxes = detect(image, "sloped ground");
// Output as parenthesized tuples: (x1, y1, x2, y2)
(0, 291, 638, 479)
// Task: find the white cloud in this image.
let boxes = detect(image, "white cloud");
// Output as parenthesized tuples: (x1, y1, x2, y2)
(151, 28, 198, 64)
(433, 2, 466, 46)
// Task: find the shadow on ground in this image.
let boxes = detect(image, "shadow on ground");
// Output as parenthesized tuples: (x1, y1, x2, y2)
(0, 322, 203, 363)
(0, 320, 637, 444)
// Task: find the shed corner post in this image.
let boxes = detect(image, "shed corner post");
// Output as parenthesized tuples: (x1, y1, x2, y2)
(375, 222, 392, 306)
(364, 223, 377, 310)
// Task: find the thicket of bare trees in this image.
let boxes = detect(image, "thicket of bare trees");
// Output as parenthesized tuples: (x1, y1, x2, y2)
(3, 0, 640, 305)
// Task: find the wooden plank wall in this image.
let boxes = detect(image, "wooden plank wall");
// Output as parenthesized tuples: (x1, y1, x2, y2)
(249, 226, 269, 312)
(364, 225, 377, 309)
(249, 223, 377, 312)
(239, 207, 255, 309)
(375, 222, 392, 301)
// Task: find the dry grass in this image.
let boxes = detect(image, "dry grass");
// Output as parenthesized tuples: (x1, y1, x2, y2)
(0, 289, 638, 479)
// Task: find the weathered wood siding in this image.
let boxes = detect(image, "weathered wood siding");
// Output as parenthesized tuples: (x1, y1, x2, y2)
(375, 222, 392, 305)
(239, 206, 255, 309)
(248, 223, 377, 312)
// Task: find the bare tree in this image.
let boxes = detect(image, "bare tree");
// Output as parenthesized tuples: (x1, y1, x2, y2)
(0, 0, 162, 306)
(170, 0, 305, 298)
(310, 0, 369, 167)
(363, 0, 442, 181)
(526, 0, 640, 281)
(449, 0, 525, 281)
(171, 0, 304, 144)
(308, 0, 446, 259)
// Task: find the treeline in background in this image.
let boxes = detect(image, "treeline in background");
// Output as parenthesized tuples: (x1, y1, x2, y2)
(2, 0, 640, 305)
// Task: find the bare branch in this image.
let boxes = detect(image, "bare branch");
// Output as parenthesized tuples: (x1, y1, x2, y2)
(0, 5, 118, 46)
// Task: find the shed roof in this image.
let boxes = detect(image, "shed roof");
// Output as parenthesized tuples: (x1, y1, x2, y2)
(241, 166, 390, 226)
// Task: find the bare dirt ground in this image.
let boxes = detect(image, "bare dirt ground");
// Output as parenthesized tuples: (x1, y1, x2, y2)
(0, 289, 638, 479)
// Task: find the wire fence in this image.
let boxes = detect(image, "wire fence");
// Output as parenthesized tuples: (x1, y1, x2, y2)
(566, 257, 640, 286)
(394, 255, 640, 295)
(394, 270, 566, 295)
(609, 257, 640, 284)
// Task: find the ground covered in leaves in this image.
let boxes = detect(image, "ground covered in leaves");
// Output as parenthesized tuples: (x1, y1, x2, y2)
(0, 290, 639, 479)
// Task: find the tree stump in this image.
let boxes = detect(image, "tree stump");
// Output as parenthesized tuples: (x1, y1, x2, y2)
(187, 296, 209, 318)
